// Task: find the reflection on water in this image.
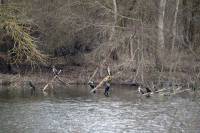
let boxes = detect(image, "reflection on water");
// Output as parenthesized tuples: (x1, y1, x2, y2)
(0, 85, 200, 133)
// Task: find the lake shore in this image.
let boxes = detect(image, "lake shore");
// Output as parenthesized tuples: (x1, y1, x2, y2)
(0, 64, 197, 91)
(0, 66, 138, 91)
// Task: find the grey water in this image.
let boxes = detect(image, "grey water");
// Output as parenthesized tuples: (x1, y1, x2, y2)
(0, 85, 200, 133)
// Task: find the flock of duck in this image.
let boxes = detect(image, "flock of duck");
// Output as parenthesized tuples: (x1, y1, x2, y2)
(137, 84, 192, 98)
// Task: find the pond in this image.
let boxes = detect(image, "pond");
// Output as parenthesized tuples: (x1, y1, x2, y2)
(0, 85, 200, 133)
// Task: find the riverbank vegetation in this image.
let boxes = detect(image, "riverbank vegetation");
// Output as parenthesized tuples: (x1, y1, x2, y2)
(0, 0, 200, 90)
(0, 3, 47, 64)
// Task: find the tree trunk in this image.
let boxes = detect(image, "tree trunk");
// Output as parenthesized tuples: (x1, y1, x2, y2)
(171, 0, 180, 50)
(182, 0, 196, 45)
(109, 0, 118, 41)
(170, 0, 180, 76)
(0, 0, 4, 4)
(158, 0, 166, 49)
(156, 0, 166, 68)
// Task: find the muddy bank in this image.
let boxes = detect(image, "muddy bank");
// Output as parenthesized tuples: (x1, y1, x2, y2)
(0, 63, 197, 91)
(0, 73, 136, 91)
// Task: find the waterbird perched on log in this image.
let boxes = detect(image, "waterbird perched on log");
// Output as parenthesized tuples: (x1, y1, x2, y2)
(138, 85, 152, 97)
(146, 87, 152, 93)
(89, 65, 112, 96)
(88, 80, 96, 93)
(104, 82, 111, 97)
(138, 86, 144, 94)
(90, 75, 112, 96)
(43, 68, 64, 92)
(29, 81, 36, 96)
(52, 66, 58, 75)
(52, 66, 61, 75)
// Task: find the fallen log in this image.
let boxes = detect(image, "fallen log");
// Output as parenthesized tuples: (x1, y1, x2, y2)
(42, 70, 61, 91)
(90, 75, 112, 93)
(160, 88, 191, 96)
(142, 86, 183, 96)
(57, 76, 70, 87)
(88, 67, 99, 82)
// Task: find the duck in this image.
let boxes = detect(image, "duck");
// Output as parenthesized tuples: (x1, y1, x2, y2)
(52, 66, 59, 75)
(29, 81, 36, 96)
(146, 87, 152, 93)
(138, 85, 152, 97)
(88, 80, 96, 93)
(138, 86, 145, 94)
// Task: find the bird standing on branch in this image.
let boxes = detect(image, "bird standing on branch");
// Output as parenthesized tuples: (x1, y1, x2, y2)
(138, 85, 152, 97)
(52, 66, 59, 75)
(138, 86, 145, 94)
(88, 80, 96, 93)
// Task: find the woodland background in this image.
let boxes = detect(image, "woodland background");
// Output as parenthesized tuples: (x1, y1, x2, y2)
(0, 0, 200, 87)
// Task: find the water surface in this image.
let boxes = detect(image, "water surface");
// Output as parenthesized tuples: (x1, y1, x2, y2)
(0, 85, 199, 133)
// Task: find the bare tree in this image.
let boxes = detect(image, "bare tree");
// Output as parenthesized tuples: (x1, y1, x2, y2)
(169, 0, 180, 78)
